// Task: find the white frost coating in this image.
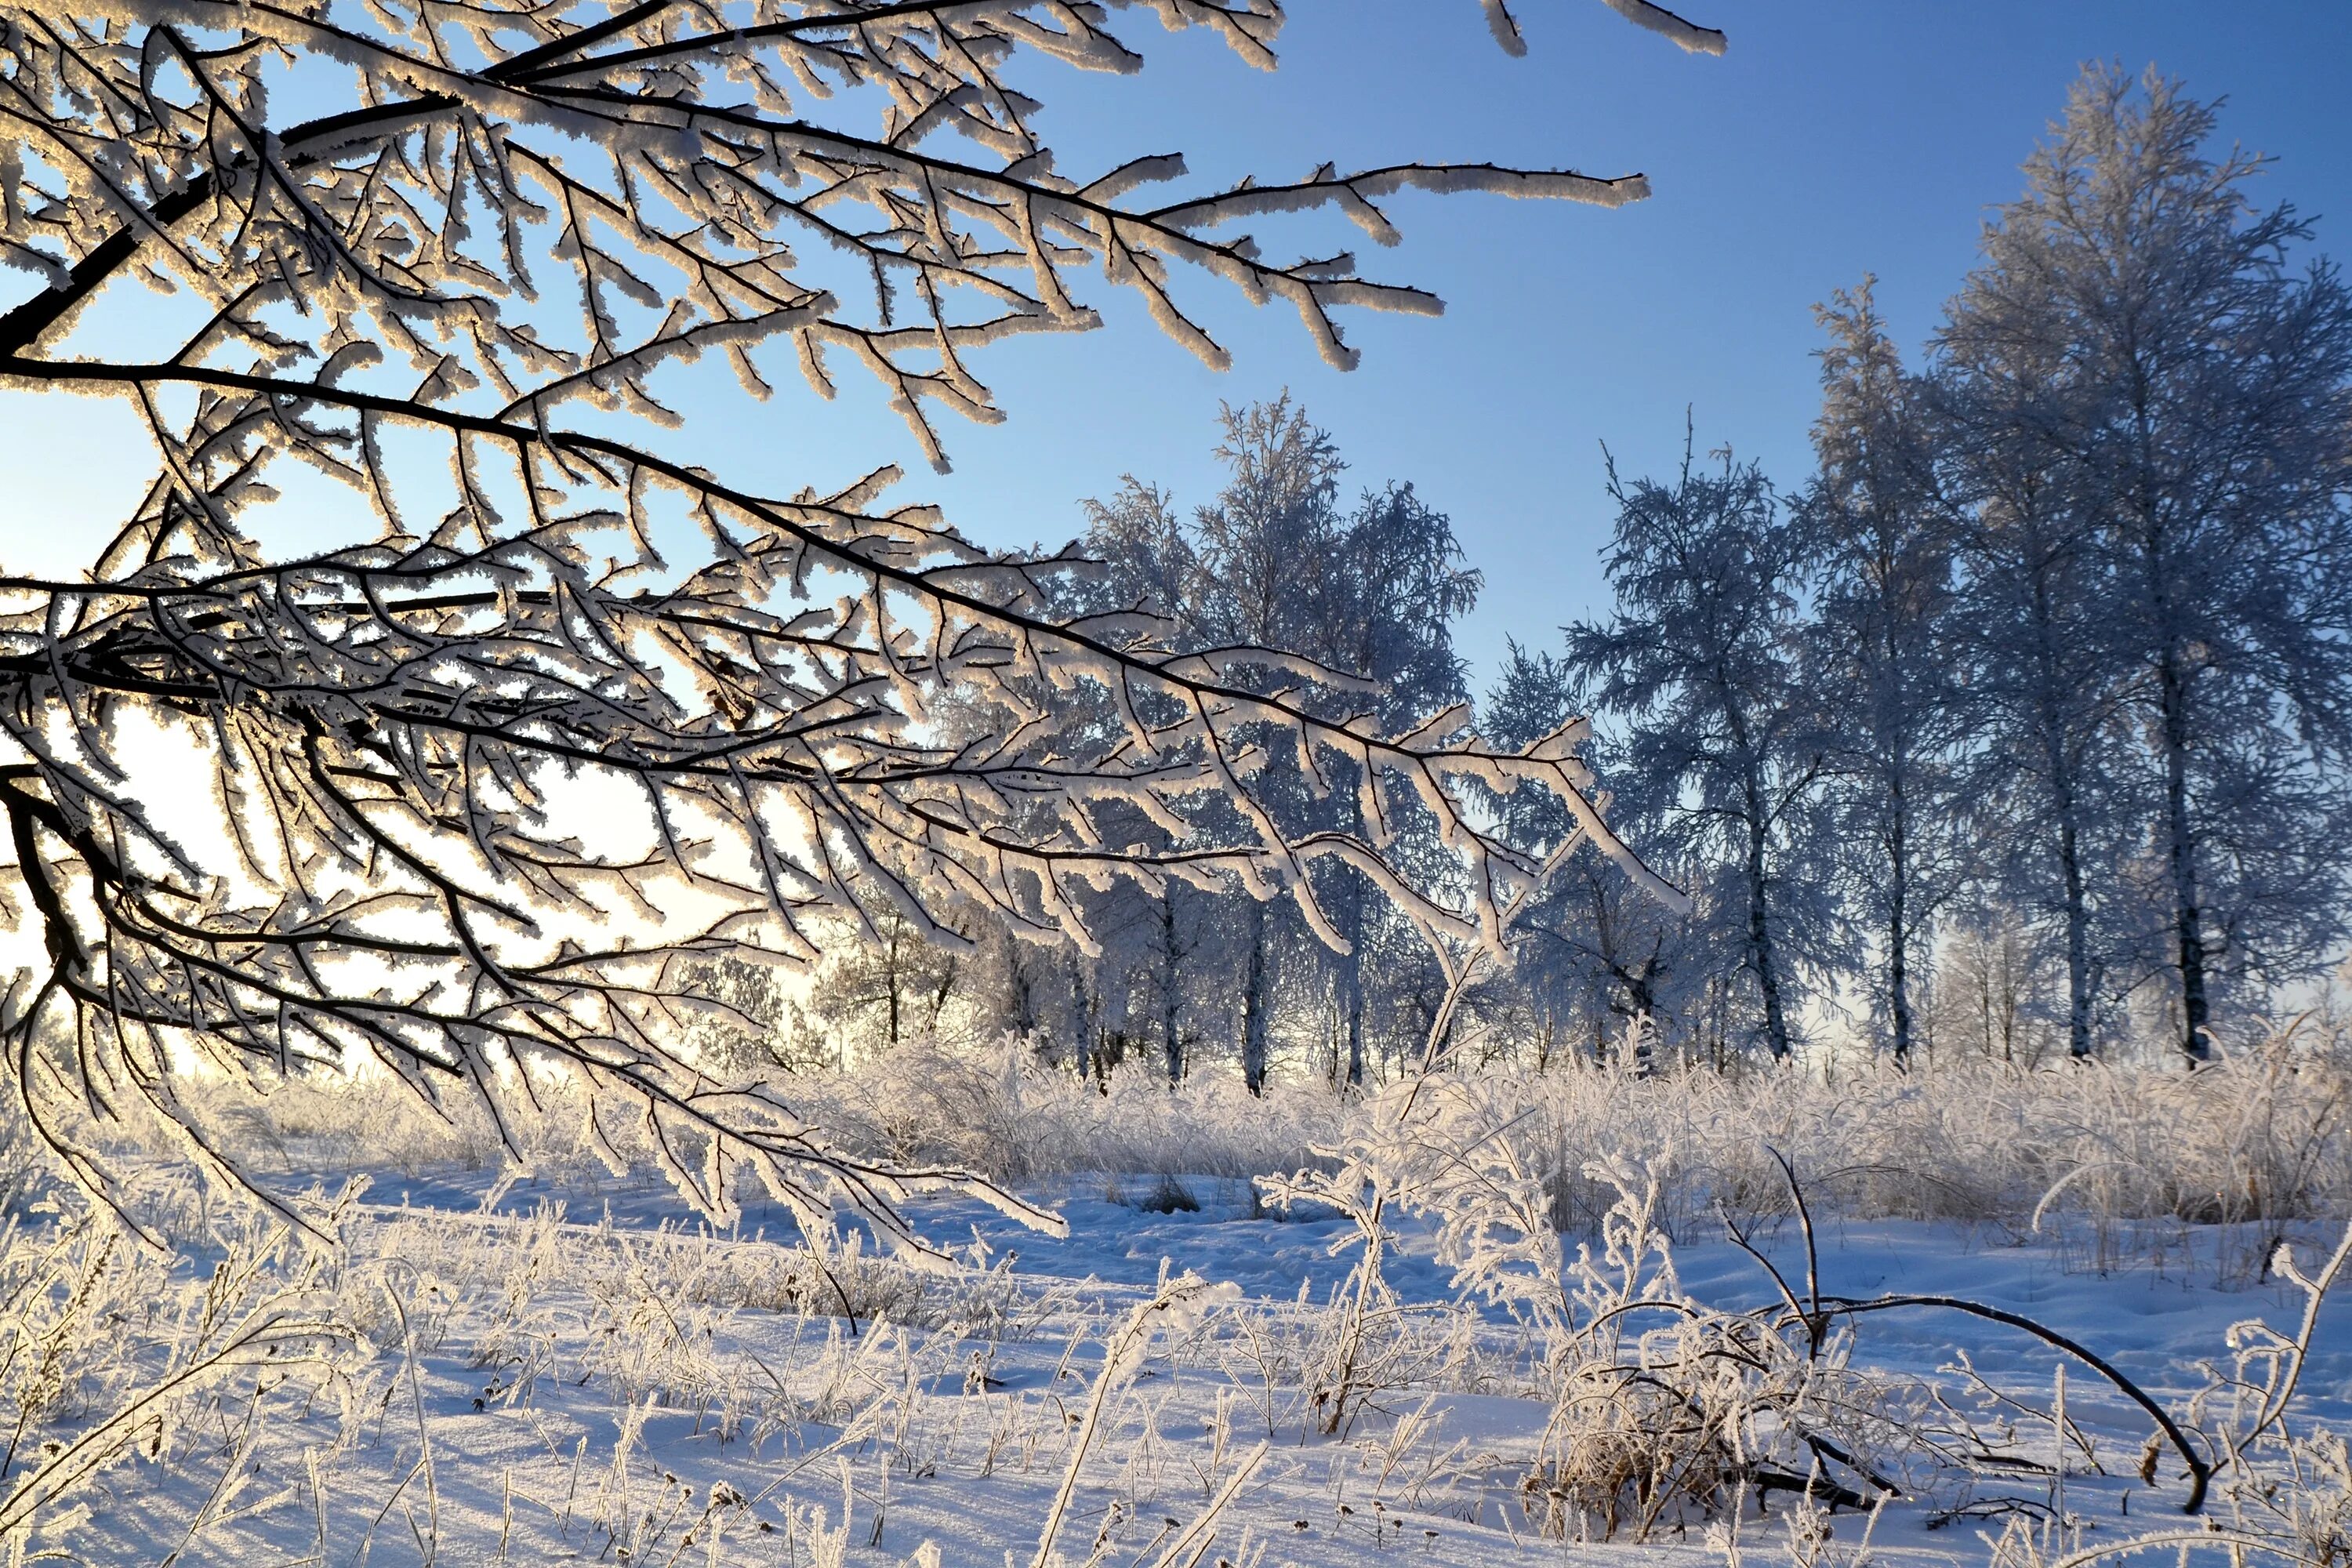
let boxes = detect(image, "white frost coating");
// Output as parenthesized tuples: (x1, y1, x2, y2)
(0, 0, 1703, 1242)
(1479, 0, 1528, 57)
(1076, 151, 1187, 203)
(1029, 1272, 1243, 1568)
(1599, 0, 1729, 56)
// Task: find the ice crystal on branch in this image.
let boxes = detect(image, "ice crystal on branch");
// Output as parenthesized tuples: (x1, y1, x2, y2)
(0, 0, 1704, 1240)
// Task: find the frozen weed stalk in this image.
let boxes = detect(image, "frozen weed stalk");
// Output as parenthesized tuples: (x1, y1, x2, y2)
(1030, 1271, 1244, 1568)
(0, 1205, 361, 1555)
(9, 4, 2352, 1565)
(0, 1051, 2346, 1566)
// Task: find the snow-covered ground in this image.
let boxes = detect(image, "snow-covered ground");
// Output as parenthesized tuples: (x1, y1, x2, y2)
(20, 1154, 2347, 1568)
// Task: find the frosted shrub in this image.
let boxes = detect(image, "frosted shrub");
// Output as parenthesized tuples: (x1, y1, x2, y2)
(1511, 1156, 1934, 1542)
(1261, 1084, 1969, 1541)
(804, 1040, 1352, 1185)
(2260, 1431, 2352, 1568)
(1258, 1078, 1555, 1433)
(187, 1021, 2352, 1269)
(1256, 1100, 1416, 1436)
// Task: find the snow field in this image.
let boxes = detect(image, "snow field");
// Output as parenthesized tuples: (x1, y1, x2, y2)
(4, 1036, 2350, 1567)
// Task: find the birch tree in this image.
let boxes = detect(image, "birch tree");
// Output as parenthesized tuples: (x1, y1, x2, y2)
(1081, 398, 1482, 1090)
(0, 0, 1706, 1235)
(1073, 474, 1205, 1086)
(1935, 303, 2138, 1059)
(1806, 279, 1968, 1065)
(1189, 397, 1347, 1091)
(1563, 433, 1832, 1061)
(1940, 66, 2352, 1062)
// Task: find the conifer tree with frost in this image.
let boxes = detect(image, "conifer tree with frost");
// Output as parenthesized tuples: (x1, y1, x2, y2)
(1563, 435, 1835, 1062)
(0, 0, 1711, 1234)
(1938, 66, 2352, 1064)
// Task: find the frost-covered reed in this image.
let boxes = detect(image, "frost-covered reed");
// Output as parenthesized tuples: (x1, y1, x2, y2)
(2, 1025, 2350, 1567)
(182, 1021, 2352, 1265)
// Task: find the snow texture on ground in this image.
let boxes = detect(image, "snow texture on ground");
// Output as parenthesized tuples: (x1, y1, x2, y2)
(26, 1160, 2352, 1568)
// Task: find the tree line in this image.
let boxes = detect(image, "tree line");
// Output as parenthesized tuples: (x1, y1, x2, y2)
(743, 67, 2352, 1080)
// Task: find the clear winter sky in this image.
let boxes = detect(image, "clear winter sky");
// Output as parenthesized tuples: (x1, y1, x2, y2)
(5, 2, 2349, 700)
(757, 0, 2352, 696)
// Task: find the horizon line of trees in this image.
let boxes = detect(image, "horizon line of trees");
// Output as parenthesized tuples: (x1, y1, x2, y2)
(713, 65, 2352, 1083)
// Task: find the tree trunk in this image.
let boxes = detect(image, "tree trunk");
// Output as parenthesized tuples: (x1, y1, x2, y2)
(924, 949, 959, 1036)
(2130, 384, 2209, 1066)
(1240, 898, 1269, 1094)
(1886, 768, 1915, 1066)
(1007, 941, 1036, 1040)
(1158, 889, 1184, 1087)
(1069, 949, 1099, 1091)
(2028, 562, 2096, 1058)
(2158, 652, 2212, 1064)
(1339, 877, 1365, 1089)
(884, 924, 903, 1045)
(2056, 804, 2092, 1058)
(1743, 777, 1794, 1060)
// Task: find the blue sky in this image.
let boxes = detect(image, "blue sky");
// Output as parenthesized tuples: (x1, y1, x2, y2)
(4, 2, 2348, 699)
(718, 0, 2352, 695)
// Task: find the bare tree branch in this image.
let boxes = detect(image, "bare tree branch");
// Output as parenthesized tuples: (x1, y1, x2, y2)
(0, 0, 1708, 1243)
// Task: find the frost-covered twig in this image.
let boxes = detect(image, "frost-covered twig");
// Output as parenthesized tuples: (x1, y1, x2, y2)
(0, 0, 1705, 1236)
(1814, 1294, 2212, 1512)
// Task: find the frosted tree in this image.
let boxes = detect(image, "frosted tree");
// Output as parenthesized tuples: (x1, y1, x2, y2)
(1563, 433, 1835, 1062)
(1940, 67, 2352, 1062)
(1479, 638, 1688, 1065)
(1080, 478, 1205, 646)
(1297, 472, 1483, 1086)
(0, 0, 1713, 1236)
(1804, 280, 1969, 1065)
(805, 902, 967, 1057)
(1178, 397, 1348, 1091)
(1194, 402, 1486, 1087)
(1934, 289, 2140, 1059)
(1072, 470, 1211, 1086)
(1077, 397, 1485, 1089)
(1930, 910, 2060, 1065)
